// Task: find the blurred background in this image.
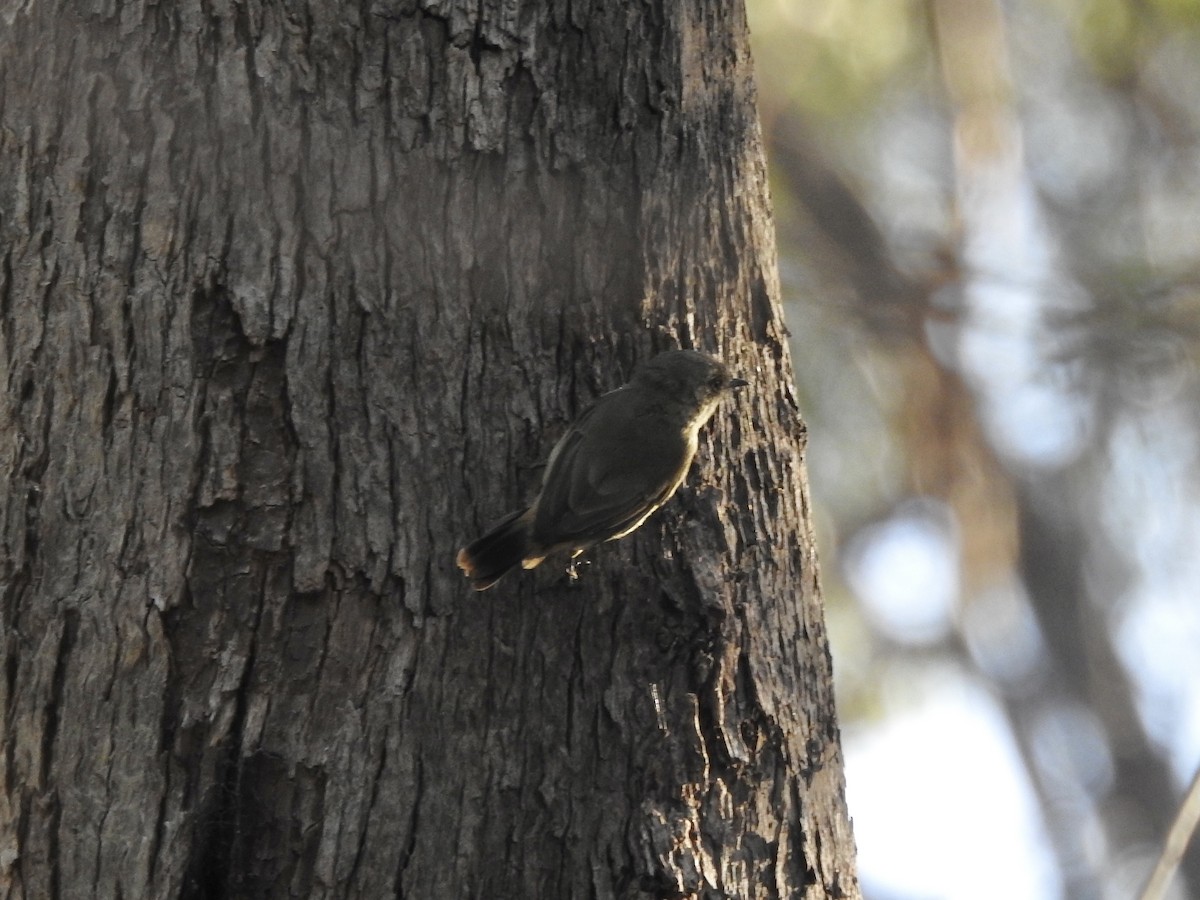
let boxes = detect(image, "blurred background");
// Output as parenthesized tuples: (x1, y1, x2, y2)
(744, 0, 1200, 896)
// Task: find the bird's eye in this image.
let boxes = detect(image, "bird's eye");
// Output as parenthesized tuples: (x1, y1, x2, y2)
(708, 373, 725, 389)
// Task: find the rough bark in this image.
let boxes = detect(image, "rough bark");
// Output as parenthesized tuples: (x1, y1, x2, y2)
(0, 2, 857, 898)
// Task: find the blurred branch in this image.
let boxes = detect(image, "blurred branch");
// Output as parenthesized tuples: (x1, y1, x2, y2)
(1019, 478, 1200, 897)
(764, 115, 955, 339)
(1141, 767, 1200, 900)
(1011, 482, 1112, 898)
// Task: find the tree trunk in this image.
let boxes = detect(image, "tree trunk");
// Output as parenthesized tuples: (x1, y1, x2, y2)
(0, 2, 857, 898)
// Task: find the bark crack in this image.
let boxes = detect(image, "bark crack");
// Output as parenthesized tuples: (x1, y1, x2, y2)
(40, 610, 77, 789)
(392, 753, 423, 898)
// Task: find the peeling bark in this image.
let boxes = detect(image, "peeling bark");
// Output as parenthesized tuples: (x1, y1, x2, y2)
(0, 2, 857, 898)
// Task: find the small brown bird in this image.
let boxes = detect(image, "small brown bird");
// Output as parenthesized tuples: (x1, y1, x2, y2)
(456, 349, 747, 590)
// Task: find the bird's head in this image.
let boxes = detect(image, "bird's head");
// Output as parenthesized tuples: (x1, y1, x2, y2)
(634, 349, 748, 425)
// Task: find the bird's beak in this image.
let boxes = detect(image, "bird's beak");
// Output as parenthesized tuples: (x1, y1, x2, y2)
(729, 377, 749, 390)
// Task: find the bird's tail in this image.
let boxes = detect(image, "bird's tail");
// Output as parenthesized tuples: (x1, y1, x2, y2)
(456, 508, 534, 591)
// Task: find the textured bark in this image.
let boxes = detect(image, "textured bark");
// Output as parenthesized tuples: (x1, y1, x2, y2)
(0, 2, 857, 898)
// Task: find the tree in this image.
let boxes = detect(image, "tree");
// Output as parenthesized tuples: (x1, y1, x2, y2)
(0, 2, 858, 897)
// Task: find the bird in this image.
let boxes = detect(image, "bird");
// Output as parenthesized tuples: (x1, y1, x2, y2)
(456, 349, 748, 590)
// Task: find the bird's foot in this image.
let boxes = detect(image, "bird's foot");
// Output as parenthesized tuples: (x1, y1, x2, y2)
(566, 557, 591, 583)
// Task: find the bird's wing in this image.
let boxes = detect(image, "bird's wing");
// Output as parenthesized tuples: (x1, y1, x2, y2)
(533, 391, 691, 546)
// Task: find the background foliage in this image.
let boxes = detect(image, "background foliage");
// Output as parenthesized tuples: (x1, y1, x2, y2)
(747, 0, 1200, 896)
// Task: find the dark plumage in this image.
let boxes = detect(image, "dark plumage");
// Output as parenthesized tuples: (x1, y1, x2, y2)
(457, 350, 747, 590)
